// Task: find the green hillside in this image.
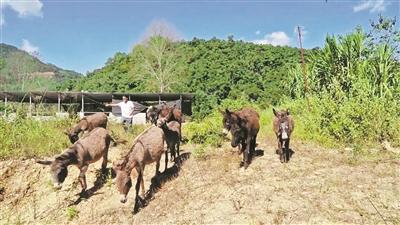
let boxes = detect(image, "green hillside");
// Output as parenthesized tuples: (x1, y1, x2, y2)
(59, 37, 312, 118)
(0, 43, 81, 91)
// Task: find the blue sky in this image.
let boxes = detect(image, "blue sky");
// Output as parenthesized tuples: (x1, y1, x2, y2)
(1, 0, 399, 74)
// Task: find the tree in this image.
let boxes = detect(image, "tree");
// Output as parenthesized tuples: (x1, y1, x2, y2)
(139, 19, 182, 43)
(132, 36, 185, 93)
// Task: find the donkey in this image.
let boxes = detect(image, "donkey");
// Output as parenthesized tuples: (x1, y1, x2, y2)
(113, 126, 166, 210)
(273, 108, 294, 163)
(147, 103, 184, 141)
(157, 118, 181, 162)
(146, 106, 160, 125)
(65, 112, 108, 143)
(36, 127, 121, 193)
(221, 108, 260, 168)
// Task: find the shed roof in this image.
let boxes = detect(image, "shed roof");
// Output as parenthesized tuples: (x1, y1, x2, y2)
(0, 91, 194, 103)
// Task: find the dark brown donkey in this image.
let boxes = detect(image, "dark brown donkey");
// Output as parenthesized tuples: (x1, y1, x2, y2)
(113, 126, 166, 213)
(154, 103, 184, 141)
(273, 108, 294, 163)
(221, 108, 260, 168)
(157, 118, 181, 162)
(36, 127, 120, 193)
(65, 112, 108, 143)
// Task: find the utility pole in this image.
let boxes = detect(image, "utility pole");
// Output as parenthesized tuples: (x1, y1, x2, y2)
(297, 26, 311, 110)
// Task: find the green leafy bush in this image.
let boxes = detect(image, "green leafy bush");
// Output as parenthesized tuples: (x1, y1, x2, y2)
(183, 111, 223, 147)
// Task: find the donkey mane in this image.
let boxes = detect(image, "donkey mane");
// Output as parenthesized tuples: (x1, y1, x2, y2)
(55, 147, 78, 166)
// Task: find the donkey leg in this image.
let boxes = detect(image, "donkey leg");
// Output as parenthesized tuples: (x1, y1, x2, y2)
(141, 171, 145, 198)
(177, 142, 180, 159)
(285, 139, 290, 163)
(79, 165, 89, 192)
(244, 137, 252, 168)
(164, 150, 168, 172)
(277, 139, 282, 153)
(170, 146, 175, 162)
(155, 159, 160, 176)
(133, 169, 143, 213)
(251, 135, 257, 157)
(279, 140, 286, 163)
(101, 151, 108, 173)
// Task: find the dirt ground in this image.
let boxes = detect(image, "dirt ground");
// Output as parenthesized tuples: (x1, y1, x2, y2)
(0, 138, 399, 225)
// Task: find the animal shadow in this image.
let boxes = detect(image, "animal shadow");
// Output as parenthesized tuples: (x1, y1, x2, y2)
(239, 149, 264, 168)
(133, 152, 191, 214)
(254, 149, 264, 157)
(275, 148, 295, 163)
(68, 167, 112, 206)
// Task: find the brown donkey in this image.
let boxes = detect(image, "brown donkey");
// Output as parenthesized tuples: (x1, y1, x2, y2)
(221, 108, 260, 169)
(113, 126, 166, 213)
(37, 127, 119, 193)
(273, 108, 294, 163)
(65, 112, 108, 143)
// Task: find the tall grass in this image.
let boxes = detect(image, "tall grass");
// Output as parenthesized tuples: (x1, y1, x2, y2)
(0, 115, 147, 159)
(286, 28, 400, 147)
(0, 117, 75, 159)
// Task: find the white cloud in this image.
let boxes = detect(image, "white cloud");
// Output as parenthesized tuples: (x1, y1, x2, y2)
(252, 31, 291, 46)
(1, 0, 43, 26)
(353, 0, 387, 13)
(255, 30, 261, 35)
(4, 0, 43, 17)
(21, 39, 39, 56)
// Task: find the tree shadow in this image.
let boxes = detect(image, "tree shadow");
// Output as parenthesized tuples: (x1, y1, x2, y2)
(133, 152, 191, 214)
(68, 167, 113, 206)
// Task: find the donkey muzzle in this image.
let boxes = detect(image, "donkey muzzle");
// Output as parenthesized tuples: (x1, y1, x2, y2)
(281, 132, 288, 140)
(222, 128, 229, 136)
(53, 183, 62, 190)
(120, 194, 127, 203)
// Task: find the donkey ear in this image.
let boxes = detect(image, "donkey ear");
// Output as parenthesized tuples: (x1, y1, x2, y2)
(36, 160, 53, 165)
(225, 109, 231, 114)
(273, 108, 277, 116)
(286, 109, 290, 115)
(63, 130, 69, 135)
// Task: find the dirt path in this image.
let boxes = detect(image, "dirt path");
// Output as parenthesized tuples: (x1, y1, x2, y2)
(0, 139, 399, 224)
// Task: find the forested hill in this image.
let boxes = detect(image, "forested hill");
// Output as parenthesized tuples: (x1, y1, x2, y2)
(59, 37, 311, 117)
(0, 43, 81, 91)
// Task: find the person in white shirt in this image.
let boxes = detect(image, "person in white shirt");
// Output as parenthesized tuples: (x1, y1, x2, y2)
(106, 95, 135, 132)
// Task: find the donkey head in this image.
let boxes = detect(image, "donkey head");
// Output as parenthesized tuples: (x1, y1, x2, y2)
(146, 106, 160, 125)
(36, 153, 74, 189)
(221, 109, 247, 147)
(64, 129, 79, 144)
(273, 108, 291, 140)
(113, 159, 132, 203)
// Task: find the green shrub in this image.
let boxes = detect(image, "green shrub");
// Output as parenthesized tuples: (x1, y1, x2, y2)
(66, 206, 79, 221)
(280, 94, 400, 147)
(183, 111, 223, 147)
